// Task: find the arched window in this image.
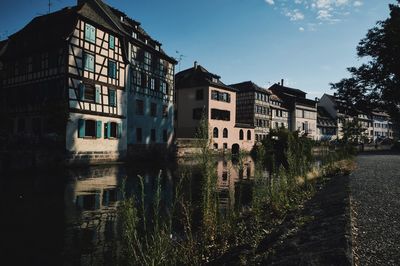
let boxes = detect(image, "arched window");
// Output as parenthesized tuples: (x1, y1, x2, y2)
(213, 127, 219, 138)
(223, 128, 228, 138)
(247, 130, 251, 140)
(239, 129, 243, 140)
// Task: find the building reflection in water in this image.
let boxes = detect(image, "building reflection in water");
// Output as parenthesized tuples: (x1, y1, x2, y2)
(216, 156, 255, 213)
(61, 156, 258, 265)
(63, 166, 124, 266)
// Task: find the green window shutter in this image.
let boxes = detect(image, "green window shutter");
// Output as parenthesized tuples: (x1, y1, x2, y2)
(96, 121, 102, 138)
(109, 89, 116, 106)
(95, 85, 101, 103)
(107, 122, 111, 138)
(117, 123, 122, 138)
(79, 83, 85, 100)
(109, 35, 115, 49)
(78, 119, 85, 138)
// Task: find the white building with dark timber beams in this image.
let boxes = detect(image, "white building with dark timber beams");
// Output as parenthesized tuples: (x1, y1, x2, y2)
(0, 0, 176, 164)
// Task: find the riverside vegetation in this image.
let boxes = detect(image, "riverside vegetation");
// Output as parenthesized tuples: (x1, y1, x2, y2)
(118, 123, 356, 265)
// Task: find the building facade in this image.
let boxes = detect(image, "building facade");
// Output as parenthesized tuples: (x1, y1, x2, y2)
(269, 82, 317, 139)
(316, 106, 337, 141)
(175, 63, 254, 152)
(0, 0, 176, 163)
(269, 92, 290, 132)
(230, 81, 272, 142)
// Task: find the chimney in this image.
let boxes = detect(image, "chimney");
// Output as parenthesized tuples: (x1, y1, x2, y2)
(194, 61, 198, 69)
(281, 79, 284, 86)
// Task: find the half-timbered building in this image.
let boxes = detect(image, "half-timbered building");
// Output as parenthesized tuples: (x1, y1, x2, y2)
(230, 81, 272, 142)
(269, 81, 317, 140)
(0, 0, 176, 163)
(108, 8, 177, 158)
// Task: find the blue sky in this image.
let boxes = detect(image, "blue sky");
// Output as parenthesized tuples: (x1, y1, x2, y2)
(0, 0, 396, 99)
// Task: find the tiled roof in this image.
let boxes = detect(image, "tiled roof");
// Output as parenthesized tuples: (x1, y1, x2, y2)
(269, 83, 307, 98)
(317, 106, 337, 128)
(230, 81, 271, 94)
(176, 65, 238, 92)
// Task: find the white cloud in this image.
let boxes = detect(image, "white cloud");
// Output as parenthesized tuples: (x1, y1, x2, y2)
(354, 1, 363, 7)
(265, 0, 275, 5)
(295, 0, 303, 4)
(317, 9, 332, 20)
(285, 9, 305, 21)
(299, 27, 305, 31)
(335, 0, 349, 6)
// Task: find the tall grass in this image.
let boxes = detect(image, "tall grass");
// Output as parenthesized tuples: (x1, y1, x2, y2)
(118, 127, 355, 265)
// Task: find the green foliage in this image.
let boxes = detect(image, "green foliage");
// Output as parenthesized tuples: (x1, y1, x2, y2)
(331, 1, 400, 127)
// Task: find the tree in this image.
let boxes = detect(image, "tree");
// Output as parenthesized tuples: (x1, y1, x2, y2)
(331, 1, 400, 129)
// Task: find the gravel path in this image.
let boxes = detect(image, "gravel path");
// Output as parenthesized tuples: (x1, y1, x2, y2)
(350, 152, 400, 266)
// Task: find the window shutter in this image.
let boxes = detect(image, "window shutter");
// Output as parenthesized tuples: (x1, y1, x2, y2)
(107, 122, 111, 138)
(96, 121, 102, 138)
(117, 123, 122, 138)
(78, 119, 85, 138)
(109, 89, 116, 106)
(95, 193, 100, 209)
(79, 83, 85, 100)
(95, 85, 101, 103)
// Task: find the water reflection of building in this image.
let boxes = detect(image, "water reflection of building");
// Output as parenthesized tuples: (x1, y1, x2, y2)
(216, 156, 255, 212)
(63, 166, 123, 266)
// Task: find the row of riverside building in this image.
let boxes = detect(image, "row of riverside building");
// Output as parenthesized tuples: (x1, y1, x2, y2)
(0, 0, 395, 164)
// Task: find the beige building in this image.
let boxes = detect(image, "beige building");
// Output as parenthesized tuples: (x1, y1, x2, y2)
(269, 92, 290, 131)
(175, 63, 254, 152)
(269, 82, 317, 139)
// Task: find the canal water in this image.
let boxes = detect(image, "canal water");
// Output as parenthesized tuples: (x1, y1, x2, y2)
(1, 156, 259, 266)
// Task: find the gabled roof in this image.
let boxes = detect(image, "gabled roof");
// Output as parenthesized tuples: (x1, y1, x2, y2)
(269, 83, 307, 98)
(176, 65, 238, 92)
(0, 0, 176, 63)
(230, 81, 271, 94)
(317, 106, 337, 128)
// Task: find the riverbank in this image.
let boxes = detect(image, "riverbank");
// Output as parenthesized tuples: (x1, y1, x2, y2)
(208, 164, 355, 265)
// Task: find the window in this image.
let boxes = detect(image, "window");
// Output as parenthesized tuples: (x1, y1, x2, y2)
(160, 81, 167, 94)
(85, 23, 96, 43)
(79, 83, 95, 102)
(247, 130, 251, 140)
(150, 78, 155, 90)
(223, 128, 228, 138)
(192, 108, 203, 120)
(144, 51, 151, 71)
(211, 109, 230, 121)
(133, 70, 141, 86)
(108, 60, 117, 78)
(136, 100, 144, 115)
(151, 103, 157, 117)
(132, 31, 137, 39)
(211, 90, 230, 103)
(223, 143, 228, 150)
(213, 143, 218, 149)
(83, 53, 94, 71)
(136, 128, 142, 143)
(213, 127, 219, 138)
(151, 129, 156, 142)
(109, 35, 115, 49)
(239, 130, 244, 140)
(108, 89, 116, 107)
(104, 122, 120, 138)
(78, 119, 101, 138)
(162, 105, 168, 118)
(196, 89, 203, 100)
(163, 130, 168, 142)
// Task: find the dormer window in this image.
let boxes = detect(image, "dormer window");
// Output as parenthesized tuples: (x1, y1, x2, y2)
(212, 77, 218, 83)
(155, 45, 160, 51)
(132, 32, 137, 39)
(145, 39, 148, 44)
(120, 16, 124, 22)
